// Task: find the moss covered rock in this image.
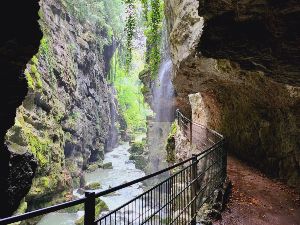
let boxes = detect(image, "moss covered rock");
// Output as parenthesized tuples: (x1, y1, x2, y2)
(166, 122, 177, 164)
(129, 141, 145, 155)
(4, 0, 124, 212)
(86, 163, 102, 172)
(129, 155, 148, 170)
(84, 182, 102, 190)
(102, 162, 113, 169)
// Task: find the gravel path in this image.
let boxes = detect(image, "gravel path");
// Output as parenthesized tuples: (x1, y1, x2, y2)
(214, 156, 300, 225)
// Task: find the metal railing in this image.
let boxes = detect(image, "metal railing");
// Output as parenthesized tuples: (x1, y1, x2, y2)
(0, 110, 226, 225)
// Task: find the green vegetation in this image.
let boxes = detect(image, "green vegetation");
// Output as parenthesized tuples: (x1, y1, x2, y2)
(24, 56, 43, 91)
(62, 0, 125, 53)
(102, 162, 113, 169)
(84, 182, 102, 190)
(27, 133, 50, 168)
(144, 0, 164, 78)
(166, 122, 177, 163)
(110, 49, 151, 134)
(129, 141, 145, 155)
(124, 0, 136, 70)
(124, 0, 164, 78)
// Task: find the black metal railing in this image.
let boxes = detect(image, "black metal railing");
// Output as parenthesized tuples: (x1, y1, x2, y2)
(0, 110, 226, 225)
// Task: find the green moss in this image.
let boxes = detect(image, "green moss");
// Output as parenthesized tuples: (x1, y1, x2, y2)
(84, 182, 102, 190)
(40, 37, 49, 55)
(95, 199, 109, 215)
(102, 162, 113, 169)
(30, 64, 43, 89)
(166, 122, 177, 163)
(15, 199, 27, 215)
(141, 85, 150, 95)
(24, 62, 43, 90)
(25, 71, 35, 90)
(32, 56, 39, 65)
(41, 177, 50, 188)
(169, 122, 177, 138)
(26, 133, 50, 167)
(87, 164, 98, 172)
(129, 141, 145, 155)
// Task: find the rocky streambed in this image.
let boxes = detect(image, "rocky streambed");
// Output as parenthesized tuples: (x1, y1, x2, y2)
(37, 140, 146, 225)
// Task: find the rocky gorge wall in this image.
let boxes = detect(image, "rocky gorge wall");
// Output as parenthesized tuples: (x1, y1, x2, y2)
(165, 0, 300, 188)
(0, 1, 42, 218)
(2, 0, 120, 215)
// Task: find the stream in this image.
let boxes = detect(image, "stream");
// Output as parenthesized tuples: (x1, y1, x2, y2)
(37, 139, 146, 225)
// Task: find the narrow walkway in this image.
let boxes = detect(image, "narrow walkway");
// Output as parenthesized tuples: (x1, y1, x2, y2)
(214, 156, 300, 225)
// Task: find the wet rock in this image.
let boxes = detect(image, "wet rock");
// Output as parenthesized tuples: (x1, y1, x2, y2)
(102, 162, 113, 169)
(84, 182, 101, 190)
(129, 141, 145, 155)
(205, 209, 221, 220)
(165, 0, 300, 188)
(86, 162, 102, 172)
(129, 155, 148, 170)
(3, 0, 121, 213)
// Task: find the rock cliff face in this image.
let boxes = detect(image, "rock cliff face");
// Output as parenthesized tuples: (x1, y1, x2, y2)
(165, 0, 300, 187)
(3, 0, 119, 213)
(0, 1, 42, 217)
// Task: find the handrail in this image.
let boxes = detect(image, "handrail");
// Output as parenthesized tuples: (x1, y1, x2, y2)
(176, 109, 223, 139)
(0, 110, 226, 225)
(0, 198, 86, 224)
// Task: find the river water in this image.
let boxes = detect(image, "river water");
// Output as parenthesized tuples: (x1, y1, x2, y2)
(37, 140, 146, 225)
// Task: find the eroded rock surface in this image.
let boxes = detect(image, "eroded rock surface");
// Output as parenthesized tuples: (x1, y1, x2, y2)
(165, 0, 300, 187)
(3, 0, 120, 213)
(0, 1, 42, 217)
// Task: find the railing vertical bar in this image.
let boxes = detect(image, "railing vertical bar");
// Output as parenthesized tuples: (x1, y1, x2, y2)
(191, 155, 198, 225)
(190, 121, 193, 146)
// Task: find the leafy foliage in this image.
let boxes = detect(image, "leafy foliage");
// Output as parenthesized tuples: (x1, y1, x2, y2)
(124, 0, 164, 78)
(145, 0, 164, 78)
(110, 50, 151, 133)
(124, 0, 136, 71)
(62, 0, 125, 52)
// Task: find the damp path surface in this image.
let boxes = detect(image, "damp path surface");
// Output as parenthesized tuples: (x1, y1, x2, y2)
(214, 156, 300, 225)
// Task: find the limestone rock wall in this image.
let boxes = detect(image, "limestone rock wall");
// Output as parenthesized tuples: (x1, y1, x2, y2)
(4, 0, 118, 212)
(165, 0, 300, 187)
(0, 1, 42, 217)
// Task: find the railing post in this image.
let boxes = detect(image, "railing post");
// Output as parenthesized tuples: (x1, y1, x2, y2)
(84, 191, 96, 225)
(189, 121, 193, 147)
(191, 154, 198, 225)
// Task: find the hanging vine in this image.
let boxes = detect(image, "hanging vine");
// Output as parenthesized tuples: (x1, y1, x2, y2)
(147, 0, 163, 78)
(124, 0, 136, 72)
(124, 0, 163, 78)
(141, 0, 163, 78)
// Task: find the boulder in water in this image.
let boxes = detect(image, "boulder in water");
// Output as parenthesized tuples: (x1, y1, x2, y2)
(84, 182, 102, 190)
(102, 162, 113, 169)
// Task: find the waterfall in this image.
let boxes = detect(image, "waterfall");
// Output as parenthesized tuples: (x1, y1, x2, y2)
(105, 86, 119, 152)
(152, 59, 175, 122)
(152, 18, 175, 122)
(146, 19, 175, 175)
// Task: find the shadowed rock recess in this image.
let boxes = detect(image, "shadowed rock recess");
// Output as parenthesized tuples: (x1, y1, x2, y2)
(0, 1, 42, 217)
(166, 0, 299, 187)
(1, 0, 122, 217)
